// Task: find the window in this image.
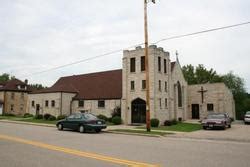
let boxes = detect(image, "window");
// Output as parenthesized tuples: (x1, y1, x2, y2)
(159, 80, 161, 91)
(98, 100, 105, 108)
(165, 81, 167, 92)
(78, 100, 84, 107)
(159, 98, 162, 109)
(141, 56, 145, 71)
(142, 80, 146, 90)
(165, 98, 168, 108)
(177, 82, 182, 107)
(11, 104, 14, 111)
(32, 101, 35, 107)
(158, 57, 161, 72)
(51, 100, 55, 107)
(130, 81, 135, 91)
(45, 100, 49, 107)
(164, 59, 167, 73)
(130, 58, 136, 72)
(207, 104, 214, 111)
(11, 93, 15, 99)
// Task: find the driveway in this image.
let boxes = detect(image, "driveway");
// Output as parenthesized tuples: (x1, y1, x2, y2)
(172, 122, 250, 142)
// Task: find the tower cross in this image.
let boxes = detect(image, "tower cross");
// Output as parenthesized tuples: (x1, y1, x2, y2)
(198, 86, 207, 103)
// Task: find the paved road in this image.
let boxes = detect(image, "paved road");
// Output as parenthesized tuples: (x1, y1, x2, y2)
(0, 122, 250, 167)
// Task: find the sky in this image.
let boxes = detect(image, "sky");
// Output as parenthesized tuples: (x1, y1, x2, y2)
(0, 0, 250, 92)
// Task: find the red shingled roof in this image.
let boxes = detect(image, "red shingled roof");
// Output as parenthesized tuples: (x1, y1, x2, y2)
(32, 69, 122, 100)
(0, 79, 31, 92)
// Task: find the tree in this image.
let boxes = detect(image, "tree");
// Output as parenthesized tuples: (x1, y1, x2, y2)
(29, 84, 47, 90)
(0, 73, 15, 82)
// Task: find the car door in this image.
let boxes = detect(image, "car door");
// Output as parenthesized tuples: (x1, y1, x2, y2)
(71, 113, 83, 130)
(63, 114, 76, 129)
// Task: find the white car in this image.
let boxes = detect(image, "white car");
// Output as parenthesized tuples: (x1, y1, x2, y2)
(244, 111, 250, 124)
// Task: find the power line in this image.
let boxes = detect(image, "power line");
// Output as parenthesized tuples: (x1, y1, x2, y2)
(19, 21, 250, 78)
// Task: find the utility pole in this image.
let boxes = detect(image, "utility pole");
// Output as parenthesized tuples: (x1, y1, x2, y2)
(144, 0, 155, 132)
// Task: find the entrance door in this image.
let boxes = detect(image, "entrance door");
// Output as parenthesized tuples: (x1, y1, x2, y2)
(131, 98, 146, 124)
(36, 104, 40, 115)
(0, 104, 3, 115)
(192, 104, 200, 119)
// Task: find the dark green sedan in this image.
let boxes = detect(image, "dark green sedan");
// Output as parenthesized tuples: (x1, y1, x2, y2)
(56, 113, 106, 133)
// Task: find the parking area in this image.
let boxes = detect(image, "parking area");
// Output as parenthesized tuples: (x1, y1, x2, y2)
(172, 121, 250, 142)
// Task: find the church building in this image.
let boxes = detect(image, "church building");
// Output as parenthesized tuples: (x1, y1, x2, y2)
(27, 45, 235, 124)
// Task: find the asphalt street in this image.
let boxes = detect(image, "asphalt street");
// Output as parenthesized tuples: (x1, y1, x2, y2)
(0, 122, 249, 167)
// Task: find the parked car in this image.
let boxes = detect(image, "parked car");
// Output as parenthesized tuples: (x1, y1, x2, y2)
(201, 113, 231, 130)
(56, 113, 107, 133)
(244, 111, 250, 124)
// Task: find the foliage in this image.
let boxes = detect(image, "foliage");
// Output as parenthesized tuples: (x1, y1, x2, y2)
(171, 119, 177, 125)
(97, 114, 109, 121)
(57, 115, 66, 120)
(2, 113, 15, 116)
(111, 116, 122, 125)
(164, 120, 172, 126)
(34, 114, 43, 119)
(23, 113, 33, 118)
(48, 115, 56, 121)
(29, 84, 47, 90)
(150, 118, 160, 127)
(0, 73, 15, 82)
(43, 113, 51, 120)
(111, 107, 121, 118)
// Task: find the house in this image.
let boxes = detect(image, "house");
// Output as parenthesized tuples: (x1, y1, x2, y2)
(0, 79, 31, 115)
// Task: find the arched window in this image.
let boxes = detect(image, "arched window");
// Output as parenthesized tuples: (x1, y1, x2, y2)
(177, 81, 182, 107)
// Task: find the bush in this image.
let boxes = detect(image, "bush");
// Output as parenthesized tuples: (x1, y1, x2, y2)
(57, 115, 66, 120)
(23, 113, 33, 118)
(34, 114, 43, 119)
(97, 114, 108, 121)
(164, 120, 172, 126)
(2, 113, 15, 116)
(107, 117, 113, 123)
(150, 118, 160, 127)
(111, 107, 121, 118)
(171, 119, 177, 125)
(43, 113, 51, 120)
(48, 115, 56, 121)
(112, 116, 122, 125)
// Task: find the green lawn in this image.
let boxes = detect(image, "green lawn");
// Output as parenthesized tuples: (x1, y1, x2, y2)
(110, 129, 173, 136)
(18, 118, 57, 125)
(136, 123, 202, 132)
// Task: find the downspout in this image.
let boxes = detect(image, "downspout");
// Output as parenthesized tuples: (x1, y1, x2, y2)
(60, 92, 63, 116)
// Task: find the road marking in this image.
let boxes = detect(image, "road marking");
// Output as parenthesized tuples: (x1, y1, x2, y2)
(0, 134, 159, 167)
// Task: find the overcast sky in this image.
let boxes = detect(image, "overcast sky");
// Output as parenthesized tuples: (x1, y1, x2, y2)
(0, 0, 250, 92)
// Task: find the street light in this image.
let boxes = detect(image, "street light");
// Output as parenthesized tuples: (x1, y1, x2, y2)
(144, 0, 156, 132)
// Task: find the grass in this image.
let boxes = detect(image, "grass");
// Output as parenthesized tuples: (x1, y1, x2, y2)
(0, 115, 57, 124)
(136, 122, 202, 132)
(110, 129, 173, 136)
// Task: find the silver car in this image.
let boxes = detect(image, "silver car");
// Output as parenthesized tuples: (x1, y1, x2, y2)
(244, 111, 250, 124)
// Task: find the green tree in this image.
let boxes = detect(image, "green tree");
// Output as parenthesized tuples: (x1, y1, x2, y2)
(0, 73, 15, 82)
(29, 84, 47, 90)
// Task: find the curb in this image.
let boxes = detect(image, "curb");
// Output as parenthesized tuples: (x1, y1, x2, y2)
(0, 120, 55, 128)
(105, 130, 162, 138)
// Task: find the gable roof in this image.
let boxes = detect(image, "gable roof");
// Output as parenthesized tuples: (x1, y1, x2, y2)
(32, 69, 123, 100)
(0, 79, 31, 92)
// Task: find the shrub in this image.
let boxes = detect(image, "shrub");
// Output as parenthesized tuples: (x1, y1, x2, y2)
(171, 119, 177, 125)
(43, 113, 51, 120)
(164, 120, 172, 126)
(34, 114, 43, 119)
(151, 118, 160, 127)
(97, 114, 108, 121)
(3, 113, 15, 116)
(111, 107, 121, 118)
(23, 113, 33, 118)
(57, 115, 66, 120)
(178, 117, 182, 122)
(107, 117, 113, 123)
(112, 116, 122, 125)
(48, 115, 56, 121)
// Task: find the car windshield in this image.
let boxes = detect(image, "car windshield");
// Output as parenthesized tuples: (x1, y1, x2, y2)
(82, 113, 97, 120)
(207, 114, 225, 119)
(246, 111, 250, 115)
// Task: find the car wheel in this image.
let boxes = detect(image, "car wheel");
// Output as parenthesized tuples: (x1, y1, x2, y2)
(57, 123, 63, 131)
(203, 126, 207, 130)
(228, 124, 231, 128)
(95, 129, 101, 133)
(79, 125, 85, 133)
(222, 126, 226, 130)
